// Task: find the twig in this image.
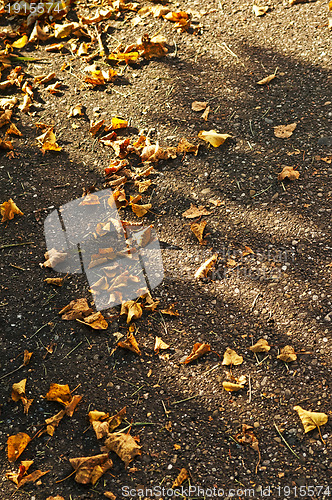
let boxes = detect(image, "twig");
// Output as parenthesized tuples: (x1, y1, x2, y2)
(29, 322, 49, 339)
(203, 364, 220, 377)
(0, 363, 24, 380)
(172, 395, 199, 405)
(251, 292, 261, 311)
(9, 264, 26, 271)
(130, 385, 144, 397)
(248, 374, 252, 403)
(119, 422, 156, 433)
(0, 242, 33, 250)
(249, 120, 254, 137)
(273, 422, 302, 460)
(252, 184, 273, 197)
(161, 400, 170, 416)
(62, 341, 83, 359)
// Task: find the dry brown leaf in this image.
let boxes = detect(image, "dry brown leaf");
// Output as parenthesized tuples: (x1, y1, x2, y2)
(23, 350, 33, 366)
(104, 493, 116, 500)
(198, 130, 232, 147)
(242, 246, 254, 256)
(274, 123, 297, 138)
(46, 496, 65, 500)
(18, 95, 32, 113)
(0, 138, 13, 150)
(45, 409, 66, 436)
(160, 304, 179, 316)
(70, 454, 113, 485)
(6, 461, 34, 486)
(182, 204, 211, 218)
(235, 425, 261, 470)
(0, 109, 13, 128)
(44, 277, 64, 286)
(12, 379, 33, 414)
(36, 127, 62, 151)
(6, 122, 22, 136)
(277, 345, 297, 362)
(222, 381, 245, 392)
(45, 383, 72, 405)
(59, 298, 93, 320)
(80, 7, 115, 24)
(111, 117, 128, 129)
(164, 11, 191, 31)
(183, 342, 211, 364)
(293, 406, 328, 433)
(257, 74, 276, 85)
(134, 179, 152, 193)
(277, 166, 300, 181)
(154, 336, 170, 354)
(249, 338, 271, 353)
(118, 332, 141, 355)
(1, 199, 23, 222)
(131, 203, 151, 217)
(201, 106, 210, 121)
(194, 254, 218, 279)
(192, 101, 207, 111)
(105, 433, 141, 468)
(191, 220, 207, 245)
(68, 104, 84, 118)
(77, 311, 108, 330)
(7, 433, 31, 462)
(253, 5, 269, 16)
(34, 72, 56, 85)
(136, 34, 168, 59)
(120, 301, 143, 324)
(65, 395, 83, 417)
(42, 248, 68, 268)
(172, 468, 189, 487)
(90, 119, 105, 136)
(177, 137, 199, 156)
(222, 347, 243, 366)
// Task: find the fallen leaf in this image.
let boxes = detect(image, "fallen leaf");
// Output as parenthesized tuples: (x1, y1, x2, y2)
(80, 7, 115, 24)
(111, 117, 128, 129)
(136, 34, 168, 59)
(108, 52, 140, 64)
(277, 166, 300, 181)
(12, 35, 28, 49)
(182, 204, 211, 218)
(6, 461, 33, 485)
(18, 95, 32, 113)
(34, 72, 56, 85)
(198, 130, 232, 147)
(105, 433, 141, 467)
(134, 179, 152, 193)
(65, 395, 82, 417)
(242, 246, 254, 256)
(77, 311, 108, 330)
(118, 332, 141, 355)
(252, 5, 269, 16)
(46, 496, 65, 500)
(277, 345, 297, 362)
(274, 123, 297, 138)
(160, 304, 179, 316)
(201, 106, 210, 121)
(12, 379, 33, 414)
(192, 101, 207, 111)
(293, 406, 328, 433)
(90, 119, 105, 135)
(59, 298, 93, 320)
(45, 409, 66, 436)
(222, 381, 245, 392)
(183, 342, 211, 364)
(36, 127, 62, 151)
(69, 454, 113, 485)
(177, 137, 199, 155)
(164, 11, 191, 31)
(42, 248, 68, 268)
(257, 74, 276, 85)
(249, 339, 271, 353)
(235, 424, 261, 473)
(45, 82, 62, 94)
(194, 254, 218, 278)
(0, 109, 13, 128)
(154, 336, 170, 354)
(172, 468, 189, 487)
(131, 203, 151, 217)
(1, 199, 23, 222)
(68, 104, 84, 118)
(7, 433, 31, 462)
(222, 347, 243, 366)
(45, 383, 72, 405)
(104, 493, 116, 500)
(44, 277, 64, 286)
(23, 350, 33, 366)
(6, 123, 23, 136)
(191, 220, 207, 245)
(0, 138, 13, 150)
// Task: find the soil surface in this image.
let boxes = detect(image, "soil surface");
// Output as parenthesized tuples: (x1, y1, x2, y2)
(0, 0, 332, 499)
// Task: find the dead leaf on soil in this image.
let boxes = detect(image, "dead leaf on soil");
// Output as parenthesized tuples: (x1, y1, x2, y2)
(222, 381, 245, 392)
(192, 101, 207, 111)
(89, 407, 126, 439)
(70, 453, 113, 485)
(23, 350, 33, 366)
(136, 34, 168, 59)
(182, 204, 211, 218)
(242, 246, 254, 256)
(18, 95, 32, 113)
(59, 298, 93, 320)
(131, 202, 151, 217)
(104, 492, 116, 500)
(77, 311, 108, 330)
(198, 130, 232, 147)
(0, 138, 13, 150)
(160, 304, 179, 316)
(110, 117, 128, 130)
(6, 462, 49, 488)
(163, 11, 191, 31)
(134, 179, 152, 193)
(277, 166, 300, 181)
(235, 424, 261, 472)
(105, 433, 141, 467)
(118, 332, 141, 355)
(222, 347, 243, 366)
(45, 383, 72, 405)
(194, 254, 218, 279)
(120, 300, 143, 324)
(1, 198, 23, 222)
(36, 127, 62, 151)
(277, 345, 297, 362)
(257, 74, 276, 85)
(68, 104, 84, 118)
(6, 122, 23, 136)
(252, 5, 269, 16)
(45, 409, 66, 436)
(249, 338, 271, 353)
(177, 137, 199, 155)
(46, 496, 65, 500)
(172, 467, 189, 487)
(7, 433, 31, 462)
(191, 220, 207, 245)
(154, 336, 170, 354)
(293, 406, 328, 433)
(274, 123, 297, 138)
(90, 119, 105, 136)
(44, 277, 64, 286)
(12, 379, 33, 414)
(42, 248, 68, 268)
(183, 342, 211, 364)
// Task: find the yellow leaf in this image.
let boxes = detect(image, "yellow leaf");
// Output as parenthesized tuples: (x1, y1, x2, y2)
(277, 345, 297, 362)
(222, 381, 245, 392)
(36, 127, 62, 151)
(23, 350, 33, 366)
(191, 220, 207, 245)
(111, 117, 128, 129)
(177, 137, 199, 156)
(252, 5, 269, 16)
(45, 383, 72, 405)
(257, 74, 276, 85)
(134, 179, 152, 193)
(183, 342, 211, 364)
(192, 101, 207, 111)
(7, 433, 31, 462)
(222, 347, 243, 366)
(44, 277, 64, 286)
(278, 166, 300, 181)
(194, 254, 218, 279)
(172, 468, 189, 487)
(294, 406, 328, 433)
(105, 433, 141, 468)
(198, 130, 232, 147)
(160, 304, 179, 316)
(6, 122, 23, 136)
(59, 298, 93, 320)
(131, 203, 151, 217)
(118, 332, 141, 355)
(45, 409, 66, 436)
(77, 311, 108, 330)
(274, 123, 297, 138)
(1, 199, 23, 222)
(249, 339, 271, 353)
(154, 336, 170, 354)
(182, 204, 211, 218)
(12, 35, 28, 49)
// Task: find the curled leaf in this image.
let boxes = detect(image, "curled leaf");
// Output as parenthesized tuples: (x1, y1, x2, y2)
(198, 130, 231, 147)
(105, 433, 141, 468)
(69, 454, 113, 485)
(257, 74, 276, 85)
(1, 199, 23, 222)
(7, 433, 31, 462)
(293, 406, 328, 433)
(154, 336, 170, 354)
(172, 468, 189, 487)
(222, 381, 245, 392)
(249, 339, 271, 353)
(118, 332, 141, 355)
(183, 342, 211, 364)
(191, 220, 207, 245)
(222, 347, 243, 366)
(194, 254, 217, 279)
(277, 345, 297, 362)
(277, 166, 300, 181)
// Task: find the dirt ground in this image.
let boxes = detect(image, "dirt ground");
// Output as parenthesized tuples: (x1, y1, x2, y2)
(0, 0, 331, 499)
